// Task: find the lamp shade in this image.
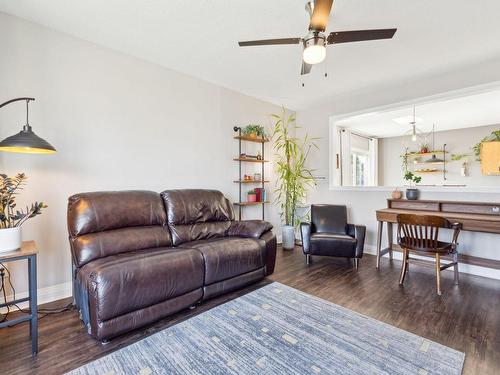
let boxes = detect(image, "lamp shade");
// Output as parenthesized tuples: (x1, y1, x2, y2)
(0, 125, 56, 154)
(0, 97, 56, 154)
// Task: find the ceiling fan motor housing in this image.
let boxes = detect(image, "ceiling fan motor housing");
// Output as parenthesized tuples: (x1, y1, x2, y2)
(303, 31, 326, 48)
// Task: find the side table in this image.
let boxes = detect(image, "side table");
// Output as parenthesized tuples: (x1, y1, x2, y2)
(0, 241, 38, 355)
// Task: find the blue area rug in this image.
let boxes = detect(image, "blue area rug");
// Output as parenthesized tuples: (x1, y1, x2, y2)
(67, 282, 465, 374)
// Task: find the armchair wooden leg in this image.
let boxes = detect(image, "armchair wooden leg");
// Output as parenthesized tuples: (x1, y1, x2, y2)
(306, 254, 311, 266)
(354, 258, 359, 270)
(435, 253, 442, 295)
(453, 252, 459, 285)
(399, 248, 408, 285)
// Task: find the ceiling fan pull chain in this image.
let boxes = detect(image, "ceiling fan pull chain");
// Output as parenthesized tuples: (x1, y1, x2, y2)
(324, 50, 328, 78)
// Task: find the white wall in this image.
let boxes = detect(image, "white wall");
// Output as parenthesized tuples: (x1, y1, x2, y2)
(378, 124, 500, 186)
(0, 13, 283, 299)
(296, 57, 500, 280)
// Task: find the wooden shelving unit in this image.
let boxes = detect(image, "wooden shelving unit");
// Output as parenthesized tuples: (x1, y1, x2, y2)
(234, 135, 269, 143)
(233, 158, 269, 163)
(414, 170, 442, 174)
(234, 201, 270, 206)
(233, 126, 269, 220)
(233, 180, 270, 184)
(405, 144, 448, 180)
(413, 161, 445, 165)
(407, 151, 448, 157)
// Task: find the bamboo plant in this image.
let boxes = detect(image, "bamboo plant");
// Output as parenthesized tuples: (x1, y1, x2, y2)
(272, 109, 317, 227)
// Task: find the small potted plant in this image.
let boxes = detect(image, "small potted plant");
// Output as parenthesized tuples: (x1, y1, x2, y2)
(0, 173, 47, 253)
(243, 124, 265, 139)
(404, 171, 422, 200)
(419, 143, 429, 154)
(247, 189, 257, 203)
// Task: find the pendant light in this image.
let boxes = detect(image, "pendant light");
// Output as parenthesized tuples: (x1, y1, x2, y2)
(0, 97, 56, 154)
(400, 106, 423, 143)
(409, 107, 419, 142)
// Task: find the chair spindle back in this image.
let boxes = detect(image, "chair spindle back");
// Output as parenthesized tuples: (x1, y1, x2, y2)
(397, 214, 450, 251)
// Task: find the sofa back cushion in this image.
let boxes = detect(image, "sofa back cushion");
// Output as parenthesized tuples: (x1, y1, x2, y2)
(161, 189, 234, 245)
(68, 191, 171, 267)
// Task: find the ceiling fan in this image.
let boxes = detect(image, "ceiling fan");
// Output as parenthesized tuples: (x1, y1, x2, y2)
(238, 0, 397, 75)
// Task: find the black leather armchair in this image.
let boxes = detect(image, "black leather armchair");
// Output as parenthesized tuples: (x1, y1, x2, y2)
(300, 204, 366, 268)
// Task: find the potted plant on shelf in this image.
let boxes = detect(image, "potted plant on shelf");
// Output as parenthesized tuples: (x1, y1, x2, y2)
(272, 108, 317, 250)
(243, 124, 265, 139)
(419, 143, 429, 154)
(247, 189, 257, 203)
(0, 173, 47, 253)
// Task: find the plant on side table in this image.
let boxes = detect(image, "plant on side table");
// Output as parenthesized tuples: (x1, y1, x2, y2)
(404, 171, 422, 200)
(0, 173, 47, 253)
(401, 149, 422, 200)
(272, 108, 317, 250)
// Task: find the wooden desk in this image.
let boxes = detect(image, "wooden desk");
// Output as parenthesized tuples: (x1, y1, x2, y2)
(0, 241, 38, 355)
(376, 199, 500, 270)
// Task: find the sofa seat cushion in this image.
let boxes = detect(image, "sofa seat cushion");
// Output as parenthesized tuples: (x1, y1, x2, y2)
(180, 237, 265, 285)
(79, 247, 204, 322)
(310, 232, 357, 257)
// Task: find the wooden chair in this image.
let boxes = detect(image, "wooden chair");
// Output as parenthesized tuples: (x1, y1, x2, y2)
(396, 214, 462, 295)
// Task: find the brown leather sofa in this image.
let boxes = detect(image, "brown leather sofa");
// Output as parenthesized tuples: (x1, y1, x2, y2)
(67, 189, 276, 341)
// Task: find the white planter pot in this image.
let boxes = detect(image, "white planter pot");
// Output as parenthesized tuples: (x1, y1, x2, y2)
(281, 225, 295, 250)
(0, 227, 22, 253)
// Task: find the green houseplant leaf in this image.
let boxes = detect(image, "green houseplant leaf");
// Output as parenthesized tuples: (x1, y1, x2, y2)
(0, 173, 47, 229)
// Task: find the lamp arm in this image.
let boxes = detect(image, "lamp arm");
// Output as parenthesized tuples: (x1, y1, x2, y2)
(0, 97, 35, 128)
(0, 97, 35, 109)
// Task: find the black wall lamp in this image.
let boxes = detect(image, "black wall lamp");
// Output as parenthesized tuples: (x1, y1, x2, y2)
(0, 97, 56, 154)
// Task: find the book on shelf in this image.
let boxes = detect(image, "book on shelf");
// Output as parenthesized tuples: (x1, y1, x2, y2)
(254, 188, 266, 202)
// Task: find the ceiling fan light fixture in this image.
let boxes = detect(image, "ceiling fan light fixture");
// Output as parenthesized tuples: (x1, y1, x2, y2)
(302, 34, 326, 65)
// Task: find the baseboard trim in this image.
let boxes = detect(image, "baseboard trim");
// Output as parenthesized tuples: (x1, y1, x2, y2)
(0, 281, 72, 313)
(364, 245, 500, 281)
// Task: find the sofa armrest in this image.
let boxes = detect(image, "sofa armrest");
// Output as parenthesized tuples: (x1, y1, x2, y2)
(226, 220, 273, 239)
(300, 222, 311, 254)
(260, 230, 277, 276)
(347, 223, 366, 258)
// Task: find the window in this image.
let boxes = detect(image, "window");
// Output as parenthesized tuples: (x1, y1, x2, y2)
(337, 129, 378, 187)
(351, 150, 369, 186)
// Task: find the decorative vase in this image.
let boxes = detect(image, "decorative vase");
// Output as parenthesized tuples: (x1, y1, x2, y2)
(406, 188, 419, 200)
(391, 189, 403, 199)
(247, 193, 257, 202)
(282, 225, 295, 250)
(0, 227, 22, 253)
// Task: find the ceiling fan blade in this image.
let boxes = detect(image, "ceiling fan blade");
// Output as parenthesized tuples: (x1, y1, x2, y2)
(238, 38, 301, 47)
(301, 61, 312, 75)
(309, 0, 334, 32)
(327, 28, 397, 44)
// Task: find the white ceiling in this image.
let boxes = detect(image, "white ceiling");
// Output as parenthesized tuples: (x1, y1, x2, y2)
(1, 0, 500, 110)
(336, 87, 500, 138)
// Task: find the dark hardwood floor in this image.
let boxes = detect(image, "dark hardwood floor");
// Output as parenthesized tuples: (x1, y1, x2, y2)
(1, 247, 500, 374)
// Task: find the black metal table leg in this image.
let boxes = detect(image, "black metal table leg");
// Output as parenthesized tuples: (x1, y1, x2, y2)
(28, 255, 38, 355)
